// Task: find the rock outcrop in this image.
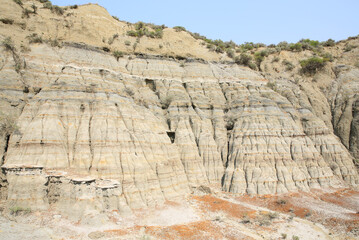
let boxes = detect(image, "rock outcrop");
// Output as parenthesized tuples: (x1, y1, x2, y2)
(0, 0, 358, 219)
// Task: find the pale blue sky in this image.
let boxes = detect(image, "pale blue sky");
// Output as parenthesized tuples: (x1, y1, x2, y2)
(52, 0, 359, 45)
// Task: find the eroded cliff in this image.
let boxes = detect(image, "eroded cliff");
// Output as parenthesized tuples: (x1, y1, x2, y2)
(0, 0, 358, 220)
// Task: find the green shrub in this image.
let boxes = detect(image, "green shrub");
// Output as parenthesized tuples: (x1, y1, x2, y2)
(127, 30, 138, 37)
(112, 16, 120, 21)
(234, 53, 256, 70)
(289, 43, 302, 52)
(254, 50, 269, 67)
(323, 38, 335, 47)
(226, 49, 235, 59)
(207, 44, 215, 51)
(235, 53, 252, 65)
(240, 42, 254, 51)
(113, 50, 124, 61)
(292, 236, 299, 240)
(277, 41, 289, 51)
(0, 18, 14, 24)
(124, 40, 131, 46)
(9, 206, 31, 215)
(52, 5, 64, 15)
(190, 32, 206, 40)
(321, 52, 333, 62)
(299, 39, 320, 48)
(344, 44, 357, 52)
(300, 57, 327, 74)
(173, 26, 186, 32)
(272, 56, 280, 63)
(70, 5, 78, 9)
(127, 22, 163, 39)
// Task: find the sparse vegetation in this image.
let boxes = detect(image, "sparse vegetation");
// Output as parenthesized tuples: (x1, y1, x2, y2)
(276, 199, 287, 205)
(9, 206, 31, 215)
(266, 81, 277, 91)
(323, 38, 335, 47)
(254, 50, 269, 69)
(13, 0, 23, 6)
(321, 52, 333, 62)
(125, 40, 131, 46)
(2, 37, 15, 52)
(300, 56, 327, 74)
(344, 44, 357, 52)
(235, 53, 256, 69)
(27, 33, 43, 44)
(112, 16, 120, 21)
(108, 34, 119, 45)
(226, 49, 235, 59)
(22, 8, 32, 18)
(48, 38, 61, 47)
(113, 50, 124, 60)
(272, 56, 280, 63)
(52, 5, 64, 15)
(42, 2, 64, 15)
(292, 236, 299, 240)
(281, 233, 287, 239)
(127, 21, 164, 39)
(282, 59, 294, 71)
(173, 26, 186, 32)
(0, 18, 14, 24)
(43, 2, 52, 9)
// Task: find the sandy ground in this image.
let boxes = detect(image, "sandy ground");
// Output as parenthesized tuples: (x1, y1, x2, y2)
(0, 188, 358, 239)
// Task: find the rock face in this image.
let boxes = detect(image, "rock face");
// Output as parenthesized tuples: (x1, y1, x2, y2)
(0, 1, 358, 219)
(0, 44, 358, 218)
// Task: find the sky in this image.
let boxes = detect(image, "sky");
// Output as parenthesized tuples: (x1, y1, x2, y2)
(51, 0, 359, 45)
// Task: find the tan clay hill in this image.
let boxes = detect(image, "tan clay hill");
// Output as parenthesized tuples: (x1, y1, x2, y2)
(0, 0, 359, 239)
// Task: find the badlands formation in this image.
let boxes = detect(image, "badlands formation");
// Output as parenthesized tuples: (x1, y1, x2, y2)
(0, 0, 359, 239)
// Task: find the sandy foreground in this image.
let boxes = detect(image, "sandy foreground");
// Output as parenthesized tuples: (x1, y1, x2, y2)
(0, 188, 358, 240)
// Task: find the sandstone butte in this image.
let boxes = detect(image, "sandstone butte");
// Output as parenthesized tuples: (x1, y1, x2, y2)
(0, 0, 358, 225)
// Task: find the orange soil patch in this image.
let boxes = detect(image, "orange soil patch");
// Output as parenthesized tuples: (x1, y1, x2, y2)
(193, 195, 256, 219)
(145, 220, 224, 240)
(319, 189, 359, 210)
(237, 193, 311, 218)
